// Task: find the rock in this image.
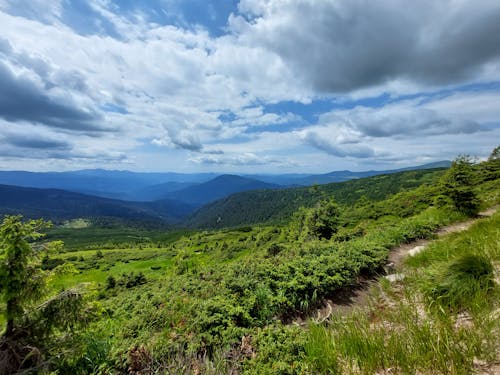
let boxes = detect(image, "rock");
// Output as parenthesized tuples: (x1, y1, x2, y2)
(408, 245, 426, 256)
(385, 273, 405, 282)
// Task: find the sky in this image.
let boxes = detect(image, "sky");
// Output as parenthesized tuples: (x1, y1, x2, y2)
(0, 0, 499, 174)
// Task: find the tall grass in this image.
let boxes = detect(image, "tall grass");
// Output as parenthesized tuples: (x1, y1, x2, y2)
(305, 212, 499, 374)
(306, 301, 497, 374)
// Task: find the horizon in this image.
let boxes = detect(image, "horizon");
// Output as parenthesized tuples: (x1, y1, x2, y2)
(1, 1, 499, 173)
(0, 159, 452, 176)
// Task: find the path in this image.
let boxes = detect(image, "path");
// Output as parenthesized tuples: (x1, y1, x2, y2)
(295, 206, 498, 325)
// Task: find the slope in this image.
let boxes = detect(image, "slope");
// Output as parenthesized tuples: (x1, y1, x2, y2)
(0, 184, 194, 224)
(163, 174, 280, 207)
(0, 170, 217, 200)
(187, 168, 446, 228)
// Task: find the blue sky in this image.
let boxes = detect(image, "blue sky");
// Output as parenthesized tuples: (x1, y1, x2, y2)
(0, 0, 499, 173)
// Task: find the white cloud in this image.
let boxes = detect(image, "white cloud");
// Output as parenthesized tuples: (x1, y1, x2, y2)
(0, 1, 498, 172)
(233, 0, 500, 93)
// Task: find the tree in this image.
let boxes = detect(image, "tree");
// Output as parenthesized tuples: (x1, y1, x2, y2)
(0, 216, 49, 337)
(488, 145, 500, 162)
(0, 216, 91, 373)
(480, 145, 500, 182)
(305, 199, 341, 240)
(441, 156, 480, 216)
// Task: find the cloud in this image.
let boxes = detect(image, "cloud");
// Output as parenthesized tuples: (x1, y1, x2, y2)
(4, 134, 71, 150)
(190, 152, 291, 166)
(319, 104, 482, 139)
(167, 128, 203, 151)
(299, 91, 497, 160)
(303, 131, 375, 158)
(0, 1, 499, 172)
(234, 0, 500, 92)
(0, 61, 105, 132)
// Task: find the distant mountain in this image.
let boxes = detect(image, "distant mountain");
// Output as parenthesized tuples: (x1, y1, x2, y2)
(163, 174, 280, 207)
(0, 164, 450, 229)
(248, 161, 452, 186)
(0, 184, 195, 224)
(0, 161, 451, 203)
(128, 181, 197, 201)
(187, 168, 447, 229)
(0, 170, 217, 200)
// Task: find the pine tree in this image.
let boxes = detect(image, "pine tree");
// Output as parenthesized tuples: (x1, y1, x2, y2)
(0, 215, 49, 337)
(441, 156, 480, 216)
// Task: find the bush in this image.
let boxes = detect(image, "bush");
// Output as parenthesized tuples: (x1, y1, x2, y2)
(105, 275, 116, 290)
(266, 243, 284, 257)
(427, 254, 495, 310)
(41, 256, 65, 270)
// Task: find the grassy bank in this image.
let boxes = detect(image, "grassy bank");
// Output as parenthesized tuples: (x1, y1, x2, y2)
(305, 212, 499, 374)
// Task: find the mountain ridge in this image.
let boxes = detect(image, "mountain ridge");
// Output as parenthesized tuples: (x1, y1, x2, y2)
(0, 184, 195, 225)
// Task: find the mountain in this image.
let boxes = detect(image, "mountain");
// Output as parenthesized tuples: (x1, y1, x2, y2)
(0, 161, 451, 203)
(127, 181, 196, 201)
(163, 174, 280, 207)
(248, 161, 452, 186)
(0, 184, 195, 224)
(0, 170, 217, 200)
(186, 168, 447, 228)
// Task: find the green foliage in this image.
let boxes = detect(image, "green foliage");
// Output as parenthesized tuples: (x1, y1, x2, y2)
(0, 215, 50, 336)
(441, 156, 480, 216)
(105, 275, 117, 290)
(0, 216, 96, 374)
(29, 288, 90, 338)
(41, 255, 65, 270)
(426, 254, 495, 311)
(305, 212, 500, 374)
(7, 156, 497, 373)
(266, 243, 284, 257)
(116, 272, 147, 289)
(479, 145, 500, 182)
(242, 325, 308, 374)
(189, 169, 446, 228)
(488, 145, 500, 161)
(304, 200, 341, 240)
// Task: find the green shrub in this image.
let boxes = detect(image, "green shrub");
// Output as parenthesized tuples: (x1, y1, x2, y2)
(41, 256, 65, 270)
(427, 254, 495, 310)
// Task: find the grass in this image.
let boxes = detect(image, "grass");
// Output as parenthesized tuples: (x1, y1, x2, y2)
(46, 224, 193, 250)
(305, 212, 500, 374)
(406, 211, 500, 268)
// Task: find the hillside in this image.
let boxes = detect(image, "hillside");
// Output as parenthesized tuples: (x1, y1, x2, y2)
(0, 184, 194, 224)
(163, 174, 280, 207)
(0, 168, 448, 229)
(187, 168, 446, 228)
(1, 156, 496, 374)
(245, 161, 451, 186)
(0, 162, 451, 203)
(0, 170, 217, 201)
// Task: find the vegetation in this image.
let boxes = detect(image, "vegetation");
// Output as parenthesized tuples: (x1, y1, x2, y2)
(441, 155, 480, 216)
(304, 212, 499, 374)
(0, 216, 93, 373)
(188, 168, 446, 228)
(0, 150, 498, 373)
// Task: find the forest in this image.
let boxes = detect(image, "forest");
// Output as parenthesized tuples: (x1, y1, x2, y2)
(0, 150, 499, 374)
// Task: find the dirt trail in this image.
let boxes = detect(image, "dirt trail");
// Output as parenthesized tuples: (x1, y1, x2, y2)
(296, 206, 498, 325)
(388, 206, 497, 267)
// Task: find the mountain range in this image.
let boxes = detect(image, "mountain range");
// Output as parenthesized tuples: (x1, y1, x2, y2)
(0, 161, 451, 226)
